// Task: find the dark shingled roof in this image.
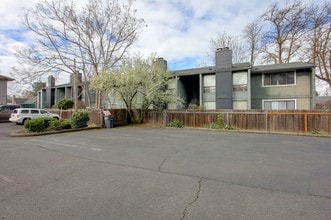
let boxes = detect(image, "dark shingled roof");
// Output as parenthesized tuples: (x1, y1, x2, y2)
(252, 62, 315, 73)
(0, 75, 14, 81)
(171, 62, 314, 76)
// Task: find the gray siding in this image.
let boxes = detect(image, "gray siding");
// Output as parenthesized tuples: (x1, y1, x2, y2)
(251, 70, 313, 109)
(0, 81, 7, 104)
(216, 72, 232, 108)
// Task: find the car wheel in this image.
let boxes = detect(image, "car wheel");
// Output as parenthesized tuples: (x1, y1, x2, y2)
(53, 117, 59, 120)
(22, 118, 30, 125)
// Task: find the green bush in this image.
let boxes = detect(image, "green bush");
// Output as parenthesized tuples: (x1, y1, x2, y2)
(24, 118, 46, 132)
(223, 124, 235, 130)
(71, 111, 89, 128)
(209, 122, 222, 129)
(49, 120, 61, 130)
(55, 98, 74, 110)
(42, 117, 57, 128)
(168, 119, 184, 128)
(24, 117, 57, 132)
(59, 119, 72, 129)
(50, 119, 72, 130)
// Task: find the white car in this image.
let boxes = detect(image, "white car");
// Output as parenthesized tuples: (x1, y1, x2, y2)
(9, 108, 60, 125)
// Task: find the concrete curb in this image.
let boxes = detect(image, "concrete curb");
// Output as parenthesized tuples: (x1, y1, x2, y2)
(189, 127, 331, 138)
(141, 124, 331, 138)
(10, 126, 101, 137)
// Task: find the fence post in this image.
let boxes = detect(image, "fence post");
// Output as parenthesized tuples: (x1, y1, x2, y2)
(304, 113, 308, 133)
(185, 111, 187, 127)
(226, 112, 229, 125)
(265, 112, 269, 131)
(193, 111, 196, 127)
(163, 110, 167, 127)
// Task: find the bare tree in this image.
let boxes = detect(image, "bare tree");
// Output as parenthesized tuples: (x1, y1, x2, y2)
(243, 20, 262, 65)
(12, 0, 145, 108)
(304, 2, 331, 89)
(208, 32, 248, 64)
(260, 0, 306, 64)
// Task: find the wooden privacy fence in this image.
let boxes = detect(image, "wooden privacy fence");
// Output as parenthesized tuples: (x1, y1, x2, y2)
(47, 109, 103, 127)
(144, 110, 331, 135)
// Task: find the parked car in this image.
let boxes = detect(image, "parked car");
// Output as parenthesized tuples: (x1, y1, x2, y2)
(9, 108, 60, 125)
(0, 104, 21, 122)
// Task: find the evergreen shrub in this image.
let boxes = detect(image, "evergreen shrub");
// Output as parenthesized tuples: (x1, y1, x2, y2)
(71, 111, 89, 128)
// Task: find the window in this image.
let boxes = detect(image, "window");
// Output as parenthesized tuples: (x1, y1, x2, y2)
(31, 110, 39, 114)
(263, 100, 296, 110)
(0, 106, 9, 112)
(203, 75, 215, 94)
(263, 71, 295, 86)
(233, 72, 247, 92)
(21, 110, 29, 114)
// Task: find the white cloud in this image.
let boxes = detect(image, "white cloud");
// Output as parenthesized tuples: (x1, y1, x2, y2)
(0, 0, 39, 29)
(131, 0, 274, 65)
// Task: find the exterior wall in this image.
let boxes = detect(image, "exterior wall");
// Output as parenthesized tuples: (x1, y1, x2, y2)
(297, 98, 311, 110)
(177, 79, 186, 105)
(251, 70, 313, 110)
(173, 49, 314, 110)
(38, 83, 106, 109)
(167, 80, 179, 109)
(201, 71, 250, 110)
(56, 88, 65, 101)
(0, 81, 7, 104)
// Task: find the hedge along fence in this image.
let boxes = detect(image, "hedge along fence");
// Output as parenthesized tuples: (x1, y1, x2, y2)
(47, 108, 129, 127)
(144, 110, 331, 135)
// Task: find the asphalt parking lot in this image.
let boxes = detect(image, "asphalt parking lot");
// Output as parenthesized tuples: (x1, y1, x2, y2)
(0, 121, 22, 137)
(0, 122, 331, 219)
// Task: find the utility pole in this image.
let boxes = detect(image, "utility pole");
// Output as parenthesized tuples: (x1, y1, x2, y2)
(73, 59, 78, 111)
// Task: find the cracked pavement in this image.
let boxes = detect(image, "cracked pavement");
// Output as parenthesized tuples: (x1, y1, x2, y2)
(1, 124, 331, 219)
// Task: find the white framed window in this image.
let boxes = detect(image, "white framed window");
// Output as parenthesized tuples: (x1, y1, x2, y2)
(203, 75, 215, 94)
(263, 71, 296, 87)
(233, 72, 248, 91)
(263, 99, 296, 110)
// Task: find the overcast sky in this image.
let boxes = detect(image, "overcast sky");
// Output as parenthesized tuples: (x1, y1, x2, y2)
(0, 0, 317, 94)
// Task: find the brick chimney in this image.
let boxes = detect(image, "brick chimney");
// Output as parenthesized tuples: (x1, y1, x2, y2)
(47, 75, 55, 87)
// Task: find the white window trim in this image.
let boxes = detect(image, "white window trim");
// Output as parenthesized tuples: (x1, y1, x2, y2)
(262, 99, 297, 110)
(262, 70, 296, 87)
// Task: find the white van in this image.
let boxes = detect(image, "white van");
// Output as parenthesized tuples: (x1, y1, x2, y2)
(9, 108, 60, 125)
